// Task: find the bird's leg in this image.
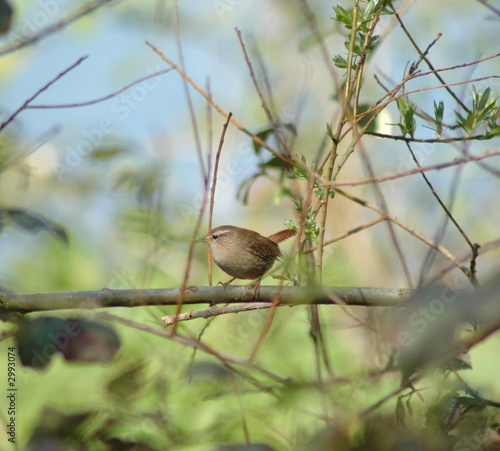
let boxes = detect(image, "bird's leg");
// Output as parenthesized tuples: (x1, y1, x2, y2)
(250, 277, 263, 299)
(218, 277, 236, 289)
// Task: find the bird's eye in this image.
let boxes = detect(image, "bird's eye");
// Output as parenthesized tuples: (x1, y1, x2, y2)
(212, 234, 219, 239)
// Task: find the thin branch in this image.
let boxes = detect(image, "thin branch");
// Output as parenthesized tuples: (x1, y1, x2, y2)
(298, 0, 341, 95)
(248, 290, 283, 363)
(360, 306, 500, 418)
(360, 141, 415, 287)
(408, 33, 442, 75)
(162, 302, 274, 326)
(338, 52, 500, 144)
(145, 41, 292, 166)
(207, 113, 233, 285)
(476, 0, 500, 16)
(0, 286, 413, 312)
(418, 162, 463, 285)
(394, 75, 499, 100)
(324, 150, 500, 187)
(429, 238, 500, 285)
(235, 28, 291, 158)
(359, 381, 415, 418)
(365, 131, 497, 143)
(0, 0, 114, 57)
(99, 311, 288, 384)
(335, 189, 469, 279)
(27, 69, 174, 109)
(341, 74, 499, 142)
(389, 1, 468, 111)
(305, 217, 387, 253)
(169, 0, 212, 333)
(184, 79, 218, 368)
(0, 56, 88, 133)
(404, 142, 480, 286)
(0, 126, 60, 171)
(173, 0, 205, 182)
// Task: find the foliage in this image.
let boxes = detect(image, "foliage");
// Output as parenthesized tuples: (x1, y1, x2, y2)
(0, 0, 499, 450)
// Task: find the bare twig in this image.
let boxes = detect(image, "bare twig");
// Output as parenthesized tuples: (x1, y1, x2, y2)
(207, 113, 233, 285)
(418, 162, 463, 285)
(0, 0, 114, 56)
(298, 0, 341, 94)
(365, 132, 498, 143)
(235, 28, 291, 158)
(305, 217, 387, 253)
(99, 311, 288, 384)
(27, 69, 174, 109)
(0, 56, 88, 133)
(428, 238, 500, 285)
(335, 189, 469, 279)
(390, 1, 468, 111)
(359, 143, 415, 288)
(475, 0, 500, 15)
(0, 126, 60, 171)
(162, 302, 273, 325)
(173, 1, 206, 183)
(170, 1, 211, 333)
(360, 304, 500, 418)
(404, 142, 480, 286)
(145, 41, 292, 166)
(323, 150, 500, 187)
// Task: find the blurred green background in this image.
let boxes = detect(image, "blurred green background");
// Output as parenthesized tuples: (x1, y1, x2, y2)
(0, 0, 499, 449)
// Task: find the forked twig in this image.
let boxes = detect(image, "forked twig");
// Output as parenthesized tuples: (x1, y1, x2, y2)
(207, 113, 233, 285)
(28, 69, 174, 109)
(335, 189, 468, 280)
(404, 142, 480, 286)
(145, 41, 292, 166)
(0, 0, 113, 56)
(0, 56, 88, 133)
(235, 28, 291, 158)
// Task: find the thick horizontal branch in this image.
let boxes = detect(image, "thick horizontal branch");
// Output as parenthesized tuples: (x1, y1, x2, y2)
(0, 286, 413, 312)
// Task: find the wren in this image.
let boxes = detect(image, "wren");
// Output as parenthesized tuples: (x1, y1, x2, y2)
(200, 225, 297, 286)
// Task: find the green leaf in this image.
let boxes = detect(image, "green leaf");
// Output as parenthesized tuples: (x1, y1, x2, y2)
(273, 186, 294, 203)
(89, 147, 128, 160)
(113, 164, 165, 206)
(260, 156, 290, 170)
(286, 155, 310, 180)
(253, 124, 297, 155)
(326, 123, 337, 141)
(283, 122, 297, 136)
(455, 86, 499, 136)
(253, 127, 275, 154)
(332, 54, 348, 69)
(0, 208, 68, 244)
(236, 172, 264, 205)
(332, 5, 353, 29)
(433, 100, 444, 136)
(395, 97, 417, 137)
(484, 123, 500, 139)
(304, 217, 320, 242)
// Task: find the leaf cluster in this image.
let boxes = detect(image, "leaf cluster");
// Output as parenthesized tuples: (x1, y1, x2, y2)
(332, 1, 393, 70)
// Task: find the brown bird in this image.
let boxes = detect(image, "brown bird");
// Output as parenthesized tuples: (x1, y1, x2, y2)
(200, 225, 297, 289)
